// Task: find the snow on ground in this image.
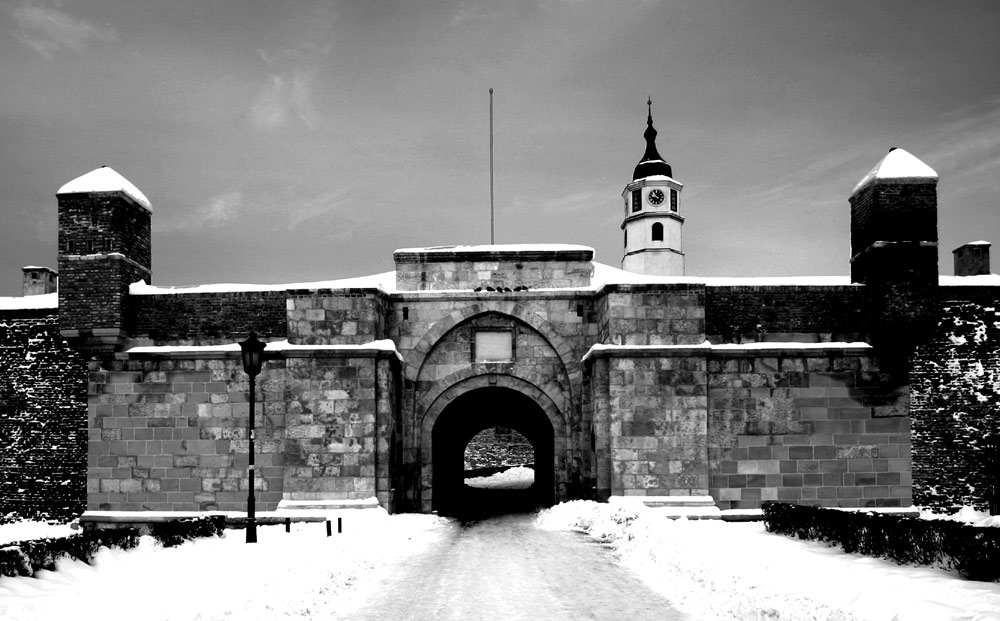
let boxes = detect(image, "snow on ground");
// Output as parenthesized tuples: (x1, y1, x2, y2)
(5, 501, 1000, 620)
(465, 466, 535, 489)
(538, 500, 1000, 621)
(0, 510, 447, 621)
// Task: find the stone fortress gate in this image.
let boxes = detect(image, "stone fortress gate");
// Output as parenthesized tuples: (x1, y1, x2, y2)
(7, 105, 992, 522)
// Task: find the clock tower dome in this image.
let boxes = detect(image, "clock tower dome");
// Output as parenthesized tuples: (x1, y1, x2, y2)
(621, 99, 684, 277)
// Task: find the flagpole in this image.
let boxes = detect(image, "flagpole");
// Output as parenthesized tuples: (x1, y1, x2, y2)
(489, 87, 495, 245)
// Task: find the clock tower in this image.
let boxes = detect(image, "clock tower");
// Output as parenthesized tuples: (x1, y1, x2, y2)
(621, 99, 684, 277)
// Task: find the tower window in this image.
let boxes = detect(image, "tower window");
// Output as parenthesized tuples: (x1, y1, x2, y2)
(624, 230, 627, 248)
(670, 189, 678, 212)
(631, 189, 641, 213)
(652, 222, 664, 242)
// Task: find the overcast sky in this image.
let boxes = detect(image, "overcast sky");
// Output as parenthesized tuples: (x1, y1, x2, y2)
(2, 0, 999, 295)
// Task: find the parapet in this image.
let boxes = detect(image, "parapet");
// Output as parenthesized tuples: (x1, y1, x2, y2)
(393, 244, 594, 291)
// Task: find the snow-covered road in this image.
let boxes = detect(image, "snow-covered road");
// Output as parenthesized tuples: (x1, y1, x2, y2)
(355, 513, 689, 621)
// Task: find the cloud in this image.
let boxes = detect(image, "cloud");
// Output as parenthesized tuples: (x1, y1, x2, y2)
(919, 97, 1000, 185)
(284, 188, 354, 232)
(248, 70, 319, 130)
(12, 0, 116, 58)
(160, 192, 243, 233)
(247, 5, 334, 130)
(538, 189, 604, 213)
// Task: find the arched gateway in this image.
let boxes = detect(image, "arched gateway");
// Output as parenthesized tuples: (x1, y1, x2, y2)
(419, 376, 569, 515)
(432, 387, 553, 515)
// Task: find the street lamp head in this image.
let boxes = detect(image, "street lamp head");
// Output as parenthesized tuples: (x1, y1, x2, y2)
(239, 331, 266, 378)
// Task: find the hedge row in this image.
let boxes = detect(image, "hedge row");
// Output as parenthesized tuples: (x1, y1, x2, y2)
(0, 515, 226, 578)
(762, 502, 1000, 581)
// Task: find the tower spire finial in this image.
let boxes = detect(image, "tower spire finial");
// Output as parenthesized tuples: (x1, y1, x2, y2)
(631, 97, 672, 180)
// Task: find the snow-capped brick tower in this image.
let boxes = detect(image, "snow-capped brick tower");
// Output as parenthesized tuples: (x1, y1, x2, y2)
(849, 147, 938, 353)
(621, 98, 684, 277)
(953, 240, 991, 277)
(56, 166, 152, 355)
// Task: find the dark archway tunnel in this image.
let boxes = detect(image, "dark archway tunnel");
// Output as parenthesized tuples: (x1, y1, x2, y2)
(432, 386, 554, 518)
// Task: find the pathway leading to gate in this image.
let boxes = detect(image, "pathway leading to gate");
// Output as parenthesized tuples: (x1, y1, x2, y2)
(351, 513, 692, 621)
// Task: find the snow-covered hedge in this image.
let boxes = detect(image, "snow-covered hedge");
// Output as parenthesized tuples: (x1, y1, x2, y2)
(763, 502, 1000, 581)
(0, 515, 225, 577)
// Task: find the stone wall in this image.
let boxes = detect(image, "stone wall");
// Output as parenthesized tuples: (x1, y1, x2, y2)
(283, 353, 384, 503)
(589, 348, 709, 497)
(911, 299, 1000, 512)
(0, 312, 86, 520)
(394, 247, 594, 291)
(412, 312, 572, 411)
(87, 355, 285, 512)
(601, 284, 704, 346)
(708, 348, 911, 509)
(128, 291, 287, 345)
(705, 286, 867, 343)
(286, 290, 386, 345)
(86, 346, 396, 512)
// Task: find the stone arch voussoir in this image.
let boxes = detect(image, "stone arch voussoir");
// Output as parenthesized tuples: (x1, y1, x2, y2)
(403, 301, 584, 402)
(419, 374, 568, 466)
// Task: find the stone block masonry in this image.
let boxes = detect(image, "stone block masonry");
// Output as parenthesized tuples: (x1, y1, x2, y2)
(708, 349, 910, 510)
(604, 353, 709, 497)
(602, 284, 705, 346)
(87, 345, 399, 512)
(287, 290, 386, 345)
(394, 246, 594, 291)
(283, 355, 379, 502)
(88, 357, 285, 512)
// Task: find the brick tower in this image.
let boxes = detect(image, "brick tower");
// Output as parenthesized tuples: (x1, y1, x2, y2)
(849, 148, 938, 352)
(621, 98, 685, 277)
(56, 166, 151, 355)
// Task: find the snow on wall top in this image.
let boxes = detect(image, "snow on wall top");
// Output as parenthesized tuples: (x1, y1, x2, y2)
(127, 262, 999, 297)
(393, 243, 594, 254)
(56, 166, 152, 212)
(851, 148, 938, 196)
(589, 262, 854, 288)
(0, 292, 57, 310)
(129, 271, 397, 295)
(940, 274, 1000, 286)
(123, 338, 405, 362)
(581, 340, 873, 362)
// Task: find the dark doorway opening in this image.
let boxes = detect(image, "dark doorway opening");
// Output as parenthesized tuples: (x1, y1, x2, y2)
(432, 387, 554, 519)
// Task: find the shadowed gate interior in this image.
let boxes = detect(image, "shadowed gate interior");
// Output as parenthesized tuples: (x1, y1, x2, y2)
(432, 387, 554, 517)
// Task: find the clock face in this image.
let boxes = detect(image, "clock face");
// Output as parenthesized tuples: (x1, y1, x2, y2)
(648, 189, 665, 205)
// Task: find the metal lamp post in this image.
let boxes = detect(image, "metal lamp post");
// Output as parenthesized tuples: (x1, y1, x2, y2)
(239, 331, 266, 543)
